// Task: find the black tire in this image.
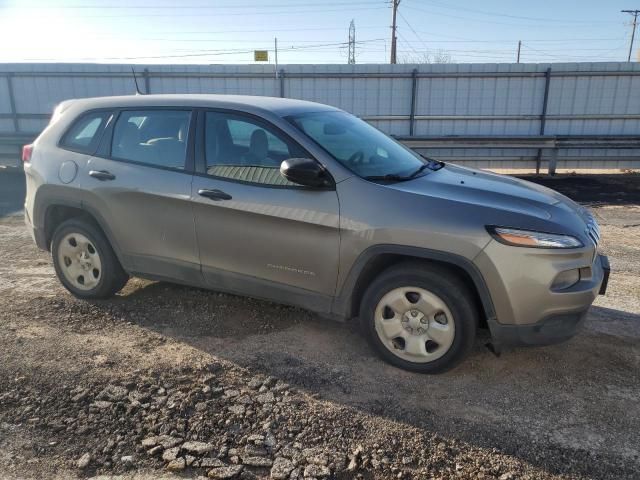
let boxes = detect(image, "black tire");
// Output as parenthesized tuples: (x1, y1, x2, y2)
(360, 262, 478, 374)
(51, 218, 129, 299)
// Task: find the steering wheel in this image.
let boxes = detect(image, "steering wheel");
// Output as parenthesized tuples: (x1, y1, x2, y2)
(347, 150, 365, 165)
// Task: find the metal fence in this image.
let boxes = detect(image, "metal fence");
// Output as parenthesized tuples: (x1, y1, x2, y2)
(1, 62, 640, 173)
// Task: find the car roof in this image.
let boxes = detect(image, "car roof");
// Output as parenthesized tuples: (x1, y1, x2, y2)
(65, 94, 341, 117)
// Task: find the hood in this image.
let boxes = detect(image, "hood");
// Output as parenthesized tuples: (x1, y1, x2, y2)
(389, 164, 577, 220)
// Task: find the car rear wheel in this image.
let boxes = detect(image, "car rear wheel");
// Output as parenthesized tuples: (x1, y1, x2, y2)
(51, 218, 128, 299)
(360, 263, 477, 373)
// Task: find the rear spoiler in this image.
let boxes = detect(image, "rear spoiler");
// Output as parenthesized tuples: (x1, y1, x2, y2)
(50, 99, 77, 124)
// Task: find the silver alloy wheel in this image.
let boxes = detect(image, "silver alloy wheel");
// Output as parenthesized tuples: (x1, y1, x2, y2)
(374, 286, 455, 363)
(57, 232, 102, 291)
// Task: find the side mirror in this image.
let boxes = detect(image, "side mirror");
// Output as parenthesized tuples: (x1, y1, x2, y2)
(280, 158, 333, 189)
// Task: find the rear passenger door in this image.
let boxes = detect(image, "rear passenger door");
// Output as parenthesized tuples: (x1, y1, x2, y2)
(82, 108, 200, 283)
(191, 110, 340, 312)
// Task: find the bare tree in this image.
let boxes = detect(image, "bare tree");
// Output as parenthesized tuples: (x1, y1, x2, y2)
(431, 50, 452, 64)
(400, 50, 453, 64)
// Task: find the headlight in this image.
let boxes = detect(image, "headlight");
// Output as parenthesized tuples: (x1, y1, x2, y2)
(487, 226, 583, 249)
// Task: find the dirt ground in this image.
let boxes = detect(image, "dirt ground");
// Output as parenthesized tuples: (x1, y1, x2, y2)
(0, 172, 639, 480)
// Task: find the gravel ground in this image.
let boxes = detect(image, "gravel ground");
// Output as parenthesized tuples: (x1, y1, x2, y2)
(0, 173, 639, 480)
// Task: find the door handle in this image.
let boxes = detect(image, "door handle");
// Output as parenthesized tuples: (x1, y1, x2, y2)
(198, 188, 232, 201)
(89, 170, 116, 181)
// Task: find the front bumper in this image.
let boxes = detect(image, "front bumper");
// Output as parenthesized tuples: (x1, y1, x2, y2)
(478, 247, 610, 346)
(488, 309, 589, 347)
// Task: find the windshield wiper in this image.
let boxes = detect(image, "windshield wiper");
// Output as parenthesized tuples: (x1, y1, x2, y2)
(418, 154, 445, 170)
(363, 173, 409, 182)
(364, 159, 443, 183)
(407, 163, 430, 178)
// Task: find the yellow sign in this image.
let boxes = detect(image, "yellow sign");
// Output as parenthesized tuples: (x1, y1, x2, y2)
(254, 50, 269, 62)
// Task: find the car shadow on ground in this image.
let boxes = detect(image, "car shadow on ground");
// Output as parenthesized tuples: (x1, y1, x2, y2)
(93, 279, 640, 480)
(0, 171, 26, 218)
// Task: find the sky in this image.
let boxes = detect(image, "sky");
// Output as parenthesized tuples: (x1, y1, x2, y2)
(0, 0, 638, 65)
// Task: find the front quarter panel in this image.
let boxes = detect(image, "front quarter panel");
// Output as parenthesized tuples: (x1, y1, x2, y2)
(335, 176, 495, 295)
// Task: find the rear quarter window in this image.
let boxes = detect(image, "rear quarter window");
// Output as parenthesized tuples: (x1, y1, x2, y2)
(60, 111, 111, 154)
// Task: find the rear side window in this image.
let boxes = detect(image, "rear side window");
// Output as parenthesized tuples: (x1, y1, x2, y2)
(60, 111, 110, 154)
(111, 110, 191, 170)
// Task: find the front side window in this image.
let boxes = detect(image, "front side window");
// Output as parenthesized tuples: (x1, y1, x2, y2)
(111, 110, 191, 169)
(204, 111, 307, 186)
(288, 111, 441, 181)
(60, 111, 110, 154)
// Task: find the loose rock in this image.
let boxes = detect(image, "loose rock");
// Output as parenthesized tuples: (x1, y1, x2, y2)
(76, 453, 91, 469)
(208, 465, 244, 479)
(163, 447, 180, 462)
(183, 441, 215, 455)
(201, 457, 225, 468)
(256, 392, 275, 403)
(167, 457, 186, 471)
(303, 464, 330, 478)
(271, 457, 294, 479)
(242, 456, 273, 467)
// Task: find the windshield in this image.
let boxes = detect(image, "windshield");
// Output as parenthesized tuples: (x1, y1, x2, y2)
(287, 111, 441, 180)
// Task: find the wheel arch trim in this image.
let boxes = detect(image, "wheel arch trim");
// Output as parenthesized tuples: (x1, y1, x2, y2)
(332, 244, 497, 322)
(35, 189, 130, 270)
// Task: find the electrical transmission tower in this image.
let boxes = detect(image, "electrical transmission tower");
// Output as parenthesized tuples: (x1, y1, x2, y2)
(348, 19, 356, 64)
(622, 10, 639, 62)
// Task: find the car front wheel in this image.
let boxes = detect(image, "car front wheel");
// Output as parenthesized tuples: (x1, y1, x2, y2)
(360, 262, 478, 373)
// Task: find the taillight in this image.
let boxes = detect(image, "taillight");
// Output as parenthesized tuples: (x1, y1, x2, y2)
(22, 144, 33, 163)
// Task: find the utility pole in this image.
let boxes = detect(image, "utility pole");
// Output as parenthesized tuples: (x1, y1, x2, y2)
(348, 19, 356, 64)
(390, 0, 400, 64)
(517, 40, 521, 63)
(622, 10, 639, 62)
(274, 37, 279, 79)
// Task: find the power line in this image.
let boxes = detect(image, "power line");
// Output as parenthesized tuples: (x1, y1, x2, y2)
(405, 0, 619, 24)
(519, 42, 628, 61)
(389, 27, 626, 43)
(19, 5, 388, 18)
(129, 26, 387, 35)
(393, 34, 629, 62)
(397, 10, 429, 51)
(13, 38, 387, 62)
(397, 34, 422, 58)
(402, 3, 619, 28)
(410, 38, 626, 44)
(15, 1, 386, 9)
(398, 36, 628, 53)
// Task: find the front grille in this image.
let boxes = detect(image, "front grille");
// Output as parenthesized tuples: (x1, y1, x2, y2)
(584, 211, 600, 247)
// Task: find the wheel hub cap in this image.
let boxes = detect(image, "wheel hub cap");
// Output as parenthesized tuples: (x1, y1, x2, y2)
(402, 309, 428, 334)
(57, 232, 102, 291)
(78, 252, 92, 269)
(374, 287, 456, 363)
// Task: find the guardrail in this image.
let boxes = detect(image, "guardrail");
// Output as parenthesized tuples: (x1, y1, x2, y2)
(4, 132, 640, 175)
(1, 63, 639, 173)
(395, 135, 640, 175)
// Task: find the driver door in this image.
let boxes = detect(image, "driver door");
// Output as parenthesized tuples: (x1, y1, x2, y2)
(191, 110, 340, 312)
